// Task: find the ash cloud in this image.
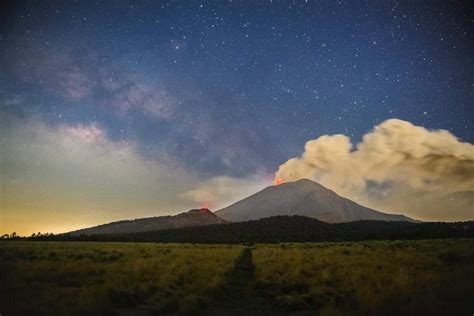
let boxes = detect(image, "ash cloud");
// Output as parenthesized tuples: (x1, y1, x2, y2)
(275, 119, 474, 221)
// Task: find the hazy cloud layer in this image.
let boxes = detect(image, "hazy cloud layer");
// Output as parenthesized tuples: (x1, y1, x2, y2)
(0, 115, 270, 235)
(179, 176, 267, 210)
(0, 118, 197, 234)
(275, 119, 474, 221)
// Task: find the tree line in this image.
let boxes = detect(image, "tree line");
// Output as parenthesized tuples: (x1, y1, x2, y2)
(3, 216, 473, 244)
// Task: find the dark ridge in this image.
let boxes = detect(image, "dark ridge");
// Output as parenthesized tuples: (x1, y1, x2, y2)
(26, 216, 474, 244)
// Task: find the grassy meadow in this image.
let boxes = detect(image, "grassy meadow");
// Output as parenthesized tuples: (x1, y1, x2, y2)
(252, 239, 474, 315)
(1, 239, 473, 315)
(0, 242, 242, 315)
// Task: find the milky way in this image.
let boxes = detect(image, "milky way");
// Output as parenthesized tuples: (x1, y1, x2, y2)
(1, 1, 473, 234)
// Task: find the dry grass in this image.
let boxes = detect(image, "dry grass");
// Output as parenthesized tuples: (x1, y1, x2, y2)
(1, 239, 473, 315)
(0, 242, 242, 315)
(252, 239, 474, 315)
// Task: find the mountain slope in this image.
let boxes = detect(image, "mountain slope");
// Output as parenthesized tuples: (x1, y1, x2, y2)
(215, 179, 414, 223)
(69, 208, 226, 236)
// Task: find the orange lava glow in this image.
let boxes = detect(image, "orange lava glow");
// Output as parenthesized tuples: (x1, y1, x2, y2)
(200, 202, 209, 209)
(273, 178, 284, 185)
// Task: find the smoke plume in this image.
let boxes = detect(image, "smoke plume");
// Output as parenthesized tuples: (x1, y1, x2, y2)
(275, 119, 474, 221)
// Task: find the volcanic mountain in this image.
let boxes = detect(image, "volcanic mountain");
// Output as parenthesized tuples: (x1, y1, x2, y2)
(215, 179, 414, 223)
(69, 208, 226, 236)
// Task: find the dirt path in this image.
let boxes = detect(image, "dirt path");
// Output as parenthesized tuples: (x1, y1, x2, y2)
(202, 247, 280, 315)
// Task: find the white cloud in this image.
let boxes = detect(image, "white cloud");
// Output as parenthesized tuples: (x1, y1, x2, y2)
(275, 119, 474, 221)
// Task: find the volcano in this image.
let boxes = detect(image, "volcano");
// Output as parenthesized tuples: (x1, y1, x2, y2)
(215, 179, 414, 223)
(69, 208, 226, 236)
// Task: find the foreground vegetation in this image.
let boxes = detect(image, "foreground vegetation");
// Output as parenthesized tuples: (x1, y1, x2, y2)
(1, 239, 473, 315)
(252, 239, 474, 315)
(0, 242, 242, 315)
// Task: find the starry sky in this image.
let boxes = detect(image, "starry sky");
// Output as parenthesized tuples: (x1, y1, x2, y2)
(1, 1, 473, 235)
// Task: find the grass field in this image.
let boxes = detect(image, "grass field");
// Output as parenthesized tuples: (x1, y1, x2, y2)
(0, 242, 242, 315)
(252, 239, 474, 315)
(1, 239, 473, 315)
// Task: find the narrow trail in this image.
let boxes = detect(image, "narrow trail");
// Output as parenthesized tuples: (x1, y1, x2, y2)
(203, 247, 280, 315)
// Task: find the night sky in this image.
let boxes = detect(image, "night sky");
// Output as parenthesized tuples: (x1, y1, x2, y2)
(1, 1, 473, 235)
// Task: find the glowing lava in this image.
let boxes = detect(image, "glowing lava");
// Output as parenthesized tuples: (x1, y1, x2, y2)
(273, 178, 284, 185)
(200, 202, 209, 209)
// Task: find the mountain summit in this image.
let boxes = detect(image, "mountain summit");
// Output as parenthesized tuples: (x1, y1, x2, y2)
(69, 208, 226, 236)
(215, 179, 414, 223)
